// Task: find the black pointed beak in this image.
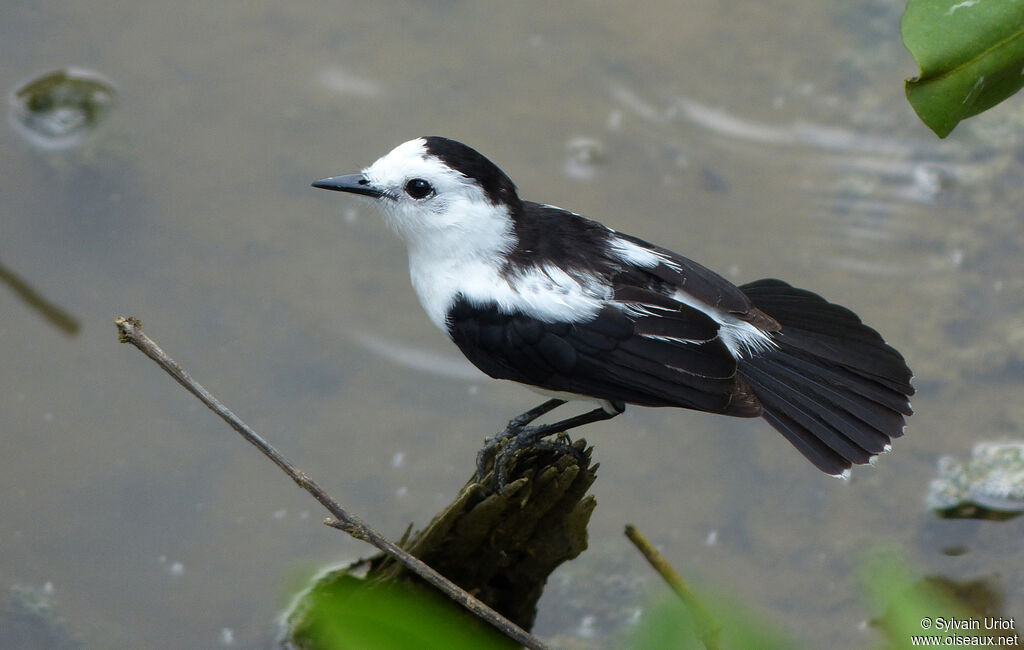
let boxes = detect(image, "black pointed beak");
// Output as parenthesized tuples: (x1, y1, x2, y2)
(311, 173, 385, 198)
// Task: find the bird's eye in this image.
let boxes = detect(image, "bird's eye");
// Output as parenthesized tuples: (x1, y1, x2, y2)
(404, 178, 434, 199)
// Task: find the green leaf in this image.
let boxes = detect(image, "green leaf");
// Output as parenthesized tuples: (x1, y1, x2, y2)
(901, 0, 1024, 137)
(290, 575, 514, 650)
(628, 594, 799, 650)
(859, 553, 975, 649)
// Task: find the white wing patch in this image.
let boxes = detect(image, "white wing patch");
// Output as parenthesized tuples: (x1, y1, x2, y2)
(609, 234, 774, 358)
(608, 235, 682, 271)
(610, 236, 663, 267)
(621, 293, 773, 356)
(640, 334, 705, 345)
(671, 289, 776, 357)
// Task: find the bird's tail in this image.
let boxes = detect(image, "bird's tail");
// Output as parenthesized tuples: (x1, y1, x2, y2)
(736, 279, 914, 477)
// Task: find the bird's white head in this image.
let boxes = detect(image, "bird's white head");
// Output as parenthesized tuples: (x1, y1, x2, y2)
(314, 137, 534, 329)
(313, 137, 520, 258)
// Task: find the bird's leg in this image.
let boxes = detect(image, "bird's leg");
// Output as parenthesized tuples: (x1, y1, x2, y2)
(492, 406, 620, 491)
(476, 399, 567, 479)
(506, 398, 569, 431)
(477, 400, 626, 491)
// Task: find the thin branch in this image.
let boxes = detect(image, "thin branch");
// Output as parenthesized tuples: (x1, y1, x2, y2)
(624, 523, 722, 650)
(115, 316, 550, 650)
(0, 259, 80, 335)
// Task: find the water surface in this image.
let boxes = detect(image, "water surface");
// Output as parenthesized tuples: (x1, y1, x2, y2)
(2, 1, 1022, 647)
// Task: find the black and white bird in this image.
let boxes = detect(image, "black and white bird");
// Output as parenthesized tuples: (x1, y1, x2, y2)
(313, 136, 913, 480)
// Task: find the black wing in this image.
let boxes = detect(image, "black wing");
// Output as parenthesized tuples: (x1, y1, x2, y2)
(511, 202, 775, 329)
(612, 232, 755, 315)
(446, 294, 761, 416)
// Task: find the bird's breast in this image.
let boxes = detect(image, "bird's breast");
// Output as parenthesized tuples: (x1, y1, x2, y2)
(407, 247, 612, 333)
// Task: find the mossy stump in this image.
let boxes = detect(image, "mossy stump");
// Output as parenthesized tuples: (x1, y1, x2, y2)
(282, 438, 598, 647)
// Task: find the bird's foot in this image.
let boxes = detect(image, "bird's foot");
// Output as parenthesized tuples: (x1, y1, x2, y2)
(474, 400, 566, 482)
(475, 423, 585, 494)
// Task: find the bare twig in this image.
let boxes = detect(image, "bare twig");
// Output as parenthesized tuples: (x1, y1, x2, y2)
(115, 316, 550, 650)
(624, 523, 721, 650)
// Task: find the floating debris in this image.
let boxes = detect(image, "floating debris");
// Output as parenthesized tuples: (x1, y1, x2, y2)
(8, 68, 116, 150)
(316, 65, 382, 98)
(927, 440, 1024, 519)
(563, 137, 605, 180)
(2, 582, 80, 650)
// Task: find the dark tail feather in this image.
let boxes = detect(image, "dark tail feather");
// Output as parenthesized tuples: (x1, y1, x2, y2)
(737, 279, 913, 477)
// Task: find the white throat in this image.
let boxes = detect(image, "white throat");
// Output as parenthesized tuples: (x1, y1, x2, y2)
(403, 217, 513, 331)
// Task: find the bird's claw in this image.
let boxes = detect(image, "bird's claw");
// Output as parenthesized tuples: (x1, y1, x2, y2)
(475, 424, 586, 495)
